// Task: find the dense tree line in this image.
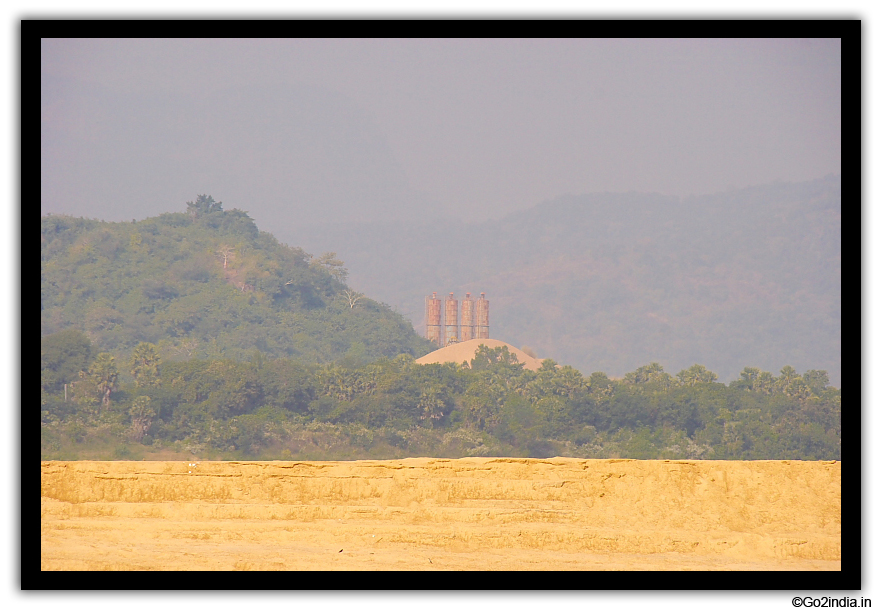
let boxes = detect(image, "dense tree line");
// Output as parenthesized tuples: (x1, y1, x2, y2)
(41, 330, 841, 461)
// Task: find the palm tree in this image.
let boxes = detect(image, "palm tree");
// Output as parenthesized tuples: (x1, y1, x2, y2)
(676, 364, 718, 387)
(739, 367, 761, 391)
(802, 370, 830, 394)
(755, 371, 776, 394)
(130, 342, 161, 388)
(419, 387, 446, 424)
(777, 365, 799, 393)
(129, 396, 156, 442)
(91, 353, 119, 408)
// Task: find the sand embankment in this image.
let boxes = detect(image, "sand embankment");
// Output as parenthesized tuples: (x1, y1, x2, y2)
(416, 338, 545, 371)
(40, 458, 840, 571)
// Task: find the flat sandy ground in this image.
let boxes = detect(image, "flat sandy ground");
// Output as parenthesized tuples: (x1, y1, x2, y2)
(40, 457, 841, 571)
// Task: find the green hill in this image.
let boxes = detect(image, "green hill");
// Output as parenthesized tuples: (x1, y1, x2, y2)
(41, 195, 435, 369)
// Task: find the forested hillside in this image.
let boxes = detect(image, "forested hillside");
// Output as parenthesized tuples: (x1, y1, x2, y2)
(287, 176, 841, 385)
(41, 195, 435, 370)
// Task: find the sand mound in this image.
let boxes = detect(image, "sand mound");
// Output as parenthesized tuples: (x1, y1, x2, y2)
(41, 458, 840, 571)
(415, 338, 546, 371)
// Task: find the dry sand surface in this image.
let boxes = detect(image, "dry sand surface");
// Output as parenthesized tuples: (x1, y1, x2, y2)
(415, 338, 545, 371)
(41, 458, 840, 571)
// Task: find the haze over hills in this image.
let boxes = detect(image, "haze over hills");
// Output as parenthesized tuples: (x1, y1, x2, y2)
(41, 76, 442, 227)
(285, 175, 841, 386)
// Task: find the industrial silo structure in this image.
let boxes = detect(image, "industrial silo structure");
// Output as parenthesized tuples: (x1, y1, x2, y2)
(425, 292, 443, 346)
(460, 292, 476, 341)
(444, 292, 459, 345)
(476, 292, 490, 339)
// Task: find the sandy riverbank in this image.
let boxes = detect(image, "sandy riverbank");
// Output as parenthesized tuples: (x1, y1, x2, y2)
(40, 457, 840, 571)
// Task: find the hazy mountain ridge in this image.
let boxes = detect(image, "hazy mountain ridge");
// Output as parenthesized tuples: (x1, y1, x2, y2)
(285, 176, 841, 385)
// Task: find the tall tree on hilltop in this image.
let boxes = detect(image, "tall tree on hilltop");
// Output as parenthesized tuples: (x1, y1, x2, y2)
(186, 194, 223, 219)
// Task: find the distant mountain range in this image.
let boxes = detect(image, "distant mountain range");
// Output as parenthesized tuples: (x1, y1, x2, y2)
(285, 175, 841, 385)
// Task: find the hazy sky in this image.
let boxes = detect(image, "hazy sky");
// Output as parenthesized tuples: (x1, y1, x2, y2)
(41, 38, 841, 229)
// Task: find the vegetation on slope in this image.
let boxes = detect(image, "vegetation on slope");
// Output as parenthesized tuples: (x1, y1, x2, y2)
(41, 195, 435, 368)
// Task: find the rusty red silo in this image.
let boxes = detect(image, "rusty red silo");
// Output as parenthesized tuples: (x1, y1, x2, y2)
(476, 292, 489, 339)
(425, 292, 443, 347)
(460, 292, 475, 341)
(444, 292, 459, 345)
